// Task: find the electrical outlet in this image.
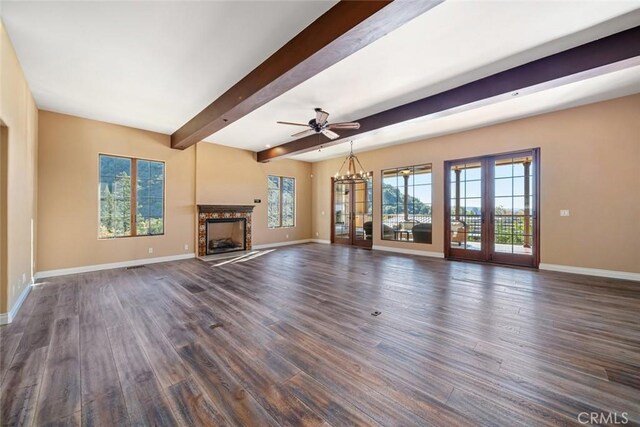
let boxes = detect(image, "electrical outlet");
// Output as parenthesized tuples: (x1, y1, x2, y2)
(286, 234, 289, 239)
(315, 232, 319, 237)
(321, 211, 325, 216)
(148, 247, 153, 254)
(560, 209, 570, 217)
(184, 244, 189, 251)
(22, 273, 26, 283)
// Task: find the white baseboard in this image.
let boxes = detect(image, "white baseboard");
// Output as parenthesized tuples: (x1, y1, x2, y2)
(539, 263, 640, 282)
(253, 239, 313, 250)
(0, 280, 33, 325)
(35, 253, 196, 280)
(372, 245, 444, 258)
(310, 239, 331, 244)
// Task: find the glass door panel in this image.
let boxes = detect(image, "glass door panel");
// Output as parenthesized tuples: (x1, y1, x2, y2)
(353, 180, 373, 248)
(491, 154, 536, 266)
(333, 182, 351, 244)
(448, 161, 486, 261)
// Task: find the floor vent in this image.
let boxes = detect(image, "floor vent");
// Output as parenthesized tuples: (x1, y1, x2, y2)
(126, 265, 146, 270)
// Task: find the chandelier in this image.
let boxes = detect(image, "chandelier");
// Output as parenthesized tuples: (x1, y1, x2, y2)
(334, 141, 370, 183)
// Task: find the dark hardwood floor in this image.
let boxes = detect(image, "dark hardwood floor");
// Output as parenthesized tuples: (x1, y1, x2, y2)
(1, 243, 639, 426)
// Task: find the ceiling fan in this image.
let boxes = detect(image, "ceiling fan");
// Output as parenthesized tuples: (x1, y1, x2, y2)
(277, 107, 360, 140)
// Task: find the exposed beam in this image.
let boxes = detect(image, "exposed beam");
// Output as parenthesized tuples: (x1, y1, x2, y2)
(171, 0, 443, 150)
(257, 25, 640, 162)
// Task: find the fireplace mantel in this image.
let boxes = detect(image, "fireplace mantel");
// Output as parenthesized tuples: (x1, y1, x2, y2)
(198, 204, 255, 213)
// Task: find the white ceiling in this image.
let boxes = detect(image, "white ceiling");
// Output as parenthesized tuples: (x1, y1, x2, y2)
(211, 0, 640, 156)
(2, 1, 639, 162)
(0, 0, 337, 134)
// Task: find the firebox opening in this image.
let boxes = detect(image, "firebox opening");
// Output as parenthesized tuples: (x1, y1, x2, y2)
(206, 218, 246, 255)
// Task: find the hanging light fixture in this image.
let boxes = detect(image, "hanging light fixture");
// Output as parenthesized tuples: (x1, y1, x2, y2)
(334, 141, 370, 183)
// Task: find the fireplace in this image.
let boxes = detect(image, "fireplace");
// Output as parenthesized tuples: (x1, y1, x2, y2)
(206, 218, 246, 254)
(197, 205, 254, 257)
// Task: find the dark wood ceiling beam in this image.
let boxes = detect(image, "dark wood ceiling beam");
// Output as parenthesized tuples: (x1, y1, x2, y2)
(171, 0, 443, 150)
(257, 25, 640, 162)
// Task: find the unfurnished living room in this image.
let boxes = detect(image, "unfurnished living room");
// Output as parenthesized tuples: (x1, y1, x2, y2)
(1, 1, 639, 426)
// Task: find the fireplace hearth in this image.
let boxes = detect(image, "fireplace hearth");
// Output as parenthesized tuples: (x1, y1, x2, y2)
(197, 205, 254, 257)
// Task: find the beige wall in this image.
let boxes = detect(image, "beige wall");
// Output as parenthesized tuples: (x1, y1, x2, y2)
(37, 111, 196, 271)
(312, 94, 640, 274)
(195, 142, 312, 246)
(37, 112, 313, 271)
(1, 124, 7, 312)
(0, 21, 38, 313)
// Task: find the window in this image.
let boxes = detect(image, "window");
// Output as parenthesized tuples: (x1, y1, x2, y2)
(381, 164, 432, 243)
(99, 154, 165, 238)
(268, 175, 295, 228)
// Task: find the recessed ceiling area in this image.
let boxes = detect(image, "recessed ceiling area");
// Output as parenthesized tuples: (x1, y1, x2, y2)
(0, 0, 337, 134)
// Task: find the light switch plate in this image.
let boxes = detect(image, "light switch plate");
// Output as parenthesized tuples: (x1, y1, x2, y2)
(560, 209, 570, 217)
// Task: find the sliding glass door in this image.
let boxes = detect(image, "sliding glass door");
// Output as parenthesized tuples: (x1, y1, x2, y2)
(445, 149, 539, 267)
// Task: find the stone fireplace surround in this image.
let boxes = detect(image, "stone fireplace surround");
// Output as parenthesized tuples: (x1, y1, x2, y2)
(197, 205, 254, 257)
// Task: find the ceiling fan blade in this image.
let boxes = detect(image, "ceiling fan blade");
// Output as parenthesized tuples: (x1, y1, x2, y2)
(327, 122, 360, 130)
(321, 129, 340, 140)
(315, 109, 329, 126)
(277, 121, 309, 127)
(291, 128, 317, 138)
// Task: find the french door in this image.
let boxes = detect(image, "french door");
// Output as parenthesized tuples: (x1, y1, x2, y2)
(445, 149, 539, 267)
(331, 178, 373, 249)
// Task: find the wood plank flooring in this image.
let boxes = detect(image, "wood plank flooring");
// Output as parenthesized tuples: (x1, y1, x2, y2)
(1, 243, 639, 426)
